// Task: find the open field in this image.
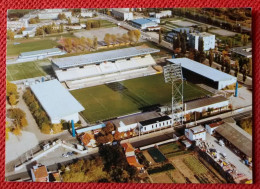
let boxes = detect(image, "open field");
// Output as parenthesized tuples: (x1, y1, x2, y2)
(6, 60, 53, 81)
(7, 39, 58, 56)
(71, 74, 212, 123)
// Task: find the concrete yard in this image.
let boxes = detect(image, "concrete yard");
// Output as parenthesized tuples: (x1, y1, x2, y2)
(209, 29, 237, 37)
(170, 20, 197, 27)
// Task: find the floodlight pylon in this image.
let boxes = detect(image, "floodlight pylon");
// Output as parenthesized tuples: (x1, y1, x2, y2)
(163, 63, 184, 127)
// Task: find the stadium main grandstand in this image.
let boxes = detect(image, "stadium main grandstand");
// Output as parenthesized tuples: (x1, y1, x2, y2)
(51, 46, 160, 89)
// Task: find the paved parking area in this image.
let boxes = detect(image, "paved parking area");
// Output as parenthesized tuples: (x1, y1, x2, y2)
(205, 133, 252, 179)
(170, 20, 197, 27)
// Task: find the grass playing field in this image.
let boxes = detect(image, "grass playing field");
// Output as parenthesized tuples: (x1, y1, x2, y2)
(7, 39, 58, 56)
(70, 74, 211, 123)
(6, 60, 53, 81)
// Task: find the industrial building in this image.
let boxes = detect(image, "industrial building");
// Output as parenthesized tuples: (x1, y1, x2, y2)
(230, 45, 252, 58)
(52, 46, 159, 83)
(131, 18, 159, 30)
(189, 32, 215, 51)
(22, 26, 36, 37)
(17, 48, 66, 63)
(30, 79, 84, 124)
(153, 10, 172, 18)
(167, 58, 237, 90)
(139, 116, 173, 133)
(185, 125, 206, 141)
(111, 8, 133, 21)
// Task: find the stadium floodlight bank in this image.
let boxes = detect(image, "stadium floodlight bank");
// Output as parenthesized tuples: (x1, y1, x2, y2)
(167, 58, 237, 90)
(30, 79, 84, 124)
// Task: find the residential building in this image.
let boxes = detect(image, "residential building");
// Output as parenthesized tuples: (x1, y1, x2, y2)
(31, 164, 49, 182)
(189, 32, 215, 51)
(79, 133, 96, 147)
(111, 8, 133, 21)
(167, 58, 237, 90)
(30, 79, 85, 124)
(205, 120, 224, 135)
(121, 143, 144, 169)
(185, 125, 206, 141)
(139, 116, 173, 133)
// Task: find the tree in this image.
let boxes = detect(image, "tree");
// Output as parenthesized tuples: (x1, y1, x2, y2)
(52, 123, 63, 134)
(41, 123, 51, 134)
(208, 49, 214, 67)
(103, 122, 114, 134)
(106, 134, 114, 142)
(225, 57, 231, 74)
(114, 131, 121, 141)
(67, 17, 72, 25)
(59, 24, 64, 33)
(242, 64, 248, 83)
(175, 34, 181, 48)
(133, 30, 141, 43)
(104, 33, 111, 47)
(127, 30, 135, 44)
(58, 13, 66, 20)
(8, 108, 26, 121)
(234, 60, 239, 77)
(158, 29, 162, 44)
(248, 58, 252, 76)
(12, 127, 21, 136)
(6, 126, 10, 140)
(20, 117, 28, 128)
(198, 37, 204, 52)
(93, 36, 98, 50)
(25, 34, 29, 39)
(7, 29, 15, 40)
(122, 33, 129, 43)
(181, 34, 186, 54)
(8, 94, 17, 106)
(86, 21, 92, 30)
(111, 34, 117, 46)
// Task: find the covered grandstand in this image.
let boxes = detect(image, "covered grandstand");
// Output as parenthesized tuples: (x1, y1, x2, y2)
(51, 46, 160, 88)
(167, 58, 237, 90)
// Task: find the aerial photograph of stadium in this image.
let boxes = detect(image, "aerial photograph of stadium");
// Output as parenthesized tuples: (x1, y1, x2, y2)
(5, 8, 252, 183)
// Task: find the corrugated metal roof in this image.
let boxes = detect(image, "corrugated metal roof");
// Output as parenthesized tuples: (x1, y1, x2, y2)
(20, 48, 62, 57)
(186, 96, 228, 111)
(132, 18, 156, 25)
(52, 46, 160, 69)
(215, 123, 252, 157)
(30, 79, 84, 121)
(167, 58, 236, 82)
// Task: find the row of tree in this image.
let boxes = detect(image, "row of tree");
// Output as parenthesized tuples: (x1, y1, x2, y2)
(104, 30, 141, 47)
(23, 89, 63, 134)
(6, 80, 19, 106)
(28, 16, 40, 24)
(62, 36, 98, 53)
(86, 20, 101, 30)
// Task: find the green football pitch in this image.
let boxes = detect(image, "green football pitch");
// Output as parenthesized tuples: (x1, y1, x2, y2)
(6, 60, 53, 81)
(70, 74, 212, 123)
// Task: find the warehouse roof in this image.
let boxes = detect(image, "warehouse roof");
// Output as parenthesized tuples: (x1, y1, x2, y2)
(131, 18, 157, 25)
(173, 27, 190, 33)
(139, 116, 171, 126)
(20, 48, 62, 57)
(215, 123, 252, 158)
(30, 79, 84, 121)
(52, 46, 159, 69)
(167, 58, 236, 82)
(186, 96, 228, 111)
(230, 45, 252, 58)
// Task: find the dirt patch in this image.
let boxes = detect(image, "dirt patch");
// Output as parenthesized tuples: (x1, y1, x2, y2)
(150, 172, 173, 183)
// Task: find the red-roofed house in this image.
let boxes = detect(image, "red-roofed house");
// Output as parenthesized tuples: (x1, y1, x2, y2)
(205, 121, 224, 135)
(121, 142, 144, 170)
(79, 132, 96, 147)
(31, 164, 49, 182)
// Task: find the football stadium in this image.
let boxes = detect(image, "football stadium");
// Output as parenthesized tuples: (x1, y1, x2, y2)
(70, 74, 212, 123)
(51, 46, 160, 89)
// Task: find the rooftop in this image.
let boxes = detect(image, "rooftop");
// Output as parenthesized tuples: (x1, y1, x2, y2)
(20, 48, 62, 57)
(186, 96, 228, 111)
(139, 116, 171, 126)
(215, 123, 252, 158)
(173, 27, 190, 33)
(230, 45, 252, 58)
(190, 32, 214, 37)
(122, 142, 135, 153)
(30, 79, 84, 121)
(52, 46, 159, 69)
(207, 121, 225, 128)
(31, 165, 48, 182)
(190, 125, 205, 134)
(24, 26, 36, 31)
(132, 18, 157, 25)
(167, 58, 237, 82)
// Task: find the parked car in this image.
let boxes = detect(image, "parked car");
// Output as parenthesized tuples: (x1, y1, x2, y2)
(219, 140, 225, 146)
(67, 152, 73, 156)
(62, 153, 69, 158)
(220, 152, 227, 158)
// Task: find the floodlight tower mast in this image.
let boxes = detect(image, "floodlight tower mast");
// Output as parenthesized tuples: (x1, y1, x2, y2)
(163, 63, 184, 127)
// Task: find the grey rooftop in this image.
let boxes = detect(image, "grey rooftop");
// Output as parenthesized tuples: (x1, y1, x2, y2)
(167, 58, 236, 82)
(52, 46, 160, 69)
(30, 79, 84, 121)
(20, 48, 63, 57)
